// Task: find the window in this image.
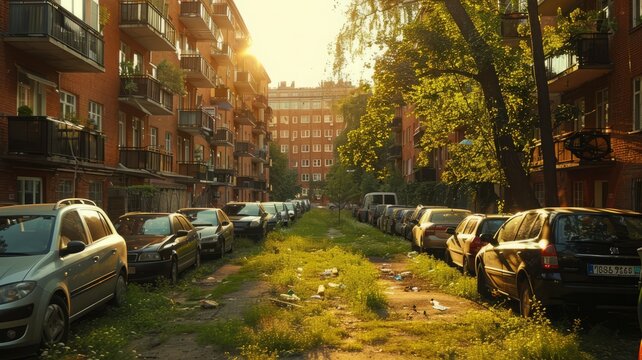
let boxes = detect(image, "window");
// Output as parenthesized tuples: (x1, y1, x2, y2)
(271, 130, 277, 139)
(324, 144, 333, 152)
(533, 182, 544, 207)
(290, 101, 299, 109)
(165, 132, 172, 153)
(312, 101, 321, 109)
(325, 159, 333, 166)
(496, 214, 523, 243)
(301, 115, 310, 123)
(324, 129, 333, 138)
(324, 115, 332, 123)
(194, 145, 204, 161)
(292, 130, 298, 139)
(596, 88, 608, 128)
(88, 181, 103, 207)
(280, 144, 288, 153)
(182, 138, 190, 162)
(132, 52, 143, 73)
(150, 127, 158, 147)
(336, 115, 344, 123)
(634, 77, 641, 131)
(634, 178, 642, 211)
(17, 72, 46, 115)
(87, 101, 103, 131)
(118, 112, 126, 147)
(336, 129, 342, 136)
(634, 0, 642, 27)
(312, 130, 321, 137)
(301, 173, 310, 182)
(60, 91, 77, 120)
(313, 173, 321, 181)
(17, 177, 42, 204)
(280, 116, 289, 124)
(56, 180, 73, 200)
(280, 130, 289, 138)
(132, 117, 141, 147)
(313, 159, 321, 167)
(292, 116, 298, 124)
(573, 181, 584, 207)
(302, 130, 310, 138)
(293, 145, 299, 153)
(291, 161, 298, 168)
(312, 144, 321, 152)
(515, 213, 538, 240)
(302, 188, 309, 195)
(573, 98, 585, 131)
(80, 210, 111, 241)
(301, 145, 310, 152)
(312, 115, 321, 123)
(302, 159, 310, 167)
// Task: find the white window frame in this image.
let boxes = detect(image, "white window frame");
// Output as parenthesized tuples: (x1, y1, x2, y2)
(280, 130, 289, 139)
(292, 145, 298, 153)
(280, 144, 289, 153)
(302, 130, 310, 138)
(324, 115, 332, 123)
(301, 115, 310, 123)
(312, 115, 321, 123)
(301, 173, 310, 182)
(301, 145, 310, 152)
(324, 144, 333, 152)
(118, 112, 126, 147)
(312, 130, 321, 137)
(633, 0, 642, 27)
(573, 181, 584, 207)
(324, 129, 333, 138)
(165, 132, 172, 153)
(88, 101, 103, 132)
(325, 159, 334, 166)
(292, 130, 298, 139)
(312, 173, 322, 181)
(313, 159, 321, 167)
(150, 127, 158, 147)
(280, 116, 289, 124)
(302, 159, 310, 167)
(132, 117, 141, 147)
(312, 144, 321, 152)
(60, 91, 77, 120)
(17, 177, 43, 204)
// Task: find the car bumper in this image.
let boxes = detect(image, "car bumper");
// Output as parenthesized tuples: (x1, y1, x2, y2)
(0, 287, 47, 351)
(233, 226, 263, 238)
(128, 258, 173, 282)
(423, 237, 448, 250)
(200, 239, 222, 254)
(533, 277, 639, 308)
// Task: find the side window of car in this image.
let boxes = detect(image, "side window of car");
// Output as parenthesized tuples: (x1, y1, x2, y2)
(177, 216, 193, 230)
(515, 213, 538, 240)
(455, 218, 469, 233)
(464, 219, 478, 235)
(59, 210, 89, 248)
(496, 215, 523, 243)
(80, 209, 111, 242)
(171, 217, 182, 232)
(528, 214, 546, 239)
(219, 211, 229, 223)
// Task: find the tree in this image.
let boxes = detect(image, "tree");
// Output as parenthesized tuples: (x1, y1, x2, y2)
(324, 165, 360, 224)
(268, 143, 300, 200)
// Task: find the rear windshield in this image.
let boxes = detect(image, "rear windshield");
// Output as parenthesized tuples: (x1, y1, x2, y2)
(479, 218, 509, 235)
(556, 214, 642, 244)
(429, 211, 470, 224)
(180, 210, 219, 226)
(223, 203, 260, 216)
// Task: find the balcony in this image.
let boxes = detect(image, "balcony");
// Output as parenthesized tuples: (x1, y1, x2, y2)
(234, 109, 256, 127)
(388, 145, 402, 160)
(210, 128, 234, 146)
(252, 120, 267, 135)
(211, 2, 233, 29)
(180, 53, 217, 88)
(207, 167, 234, 184)
(8, 116, 104, 163)
(390, 116, 402, 131)
(119, 0, 176, 51)
(179, 0, 216, 41)
(234, 71, 257, 95)
(234, 141, 256, 157)
(119, 146, 173, 173)
(413, 125, 425, 146)
(538, 0, 582, 16)
(178, 161, 208, 180)
(545, 33, 612, 93)
(501, 13, 528, 39)
(212, 86, 233, 110)
(178, 109, 214, 137)
(234, 32, 251, 50)
(530, 129, 613, 170)
(6, 1, 104, 72)
(211, 43, 234, 67)
(252, 148, 268, 164)
(119, 75, 173, 115)
(413, 167, 436, 182)
(253, 94, 268, 109)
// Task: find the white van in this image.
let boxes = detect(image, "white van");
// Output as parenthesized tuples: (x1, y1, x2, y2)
(361, 192, 398, 224)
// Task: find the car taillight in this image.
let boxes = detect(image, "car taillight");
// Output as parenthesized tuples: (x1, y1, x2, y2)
(424, 225, 448, 237)
(469, 236, 486, 254)
(540, 242, 559, 270)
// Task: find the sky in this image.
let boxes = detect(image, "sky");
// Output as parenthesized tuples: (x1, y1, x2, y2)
(234, 0, 372, 88)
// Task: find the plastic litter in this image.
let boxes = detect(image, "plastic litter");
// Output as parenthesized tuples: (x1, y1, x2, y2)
(431, 299, 449, 311)
(407, 251, 419, 258)
(199, 299, 219, 309)
(279, 293, 301, 302)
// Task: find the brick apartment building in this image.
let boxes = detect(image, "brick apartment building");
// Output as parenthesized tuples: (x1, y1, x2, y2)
(268, 81, 355, 201)
(0, 0, 271, 218)
(391, 0, 642, 211)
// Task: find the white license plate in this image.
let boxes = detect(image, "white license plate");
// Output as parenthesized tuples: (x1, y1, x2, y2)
(587, 264, 640, 277)
(129, 266, 136, 275)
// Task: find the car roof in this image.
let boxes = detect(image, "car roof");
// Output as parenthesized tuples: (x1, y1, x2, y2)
(522, 207, 642, 216)
(0, 198, 101, 216)
(119, 212, 173, 217)
(178, 207, 222, 211)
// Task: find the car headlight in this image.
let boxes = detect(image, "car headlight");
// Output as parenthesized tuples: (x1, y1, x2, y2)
(250, 219, 260, 227)
(200, 235, 218, 243)
(138, 252, 162, 262)
(0, 281, 37, 304)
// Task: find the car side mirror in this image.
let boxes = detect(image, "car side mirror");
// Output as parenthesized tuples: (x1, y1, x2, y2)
(60, 241, 86, 256)
(176, 229, 189, 237)
(480, 233, 498, 246)
(446, 227, 455, 235)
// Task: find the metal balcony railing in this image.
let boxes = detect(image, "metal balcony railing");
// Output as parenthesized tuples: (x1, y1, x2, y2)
(119, 146, 173, 172)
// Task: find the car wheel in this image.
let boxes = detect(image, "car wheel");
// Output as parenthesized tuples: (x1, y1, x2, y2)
(42, 296, 69, 346)
(461, 256, 470, 276)
(110, 271, 127, 307)
(194, 248, 201, 268)
(476, 263, 491, 299)
(519, 279, 534, 318)
(217, 239, 226, 259)
(227, 238, 234, 253)
(168, 258, 179, 285)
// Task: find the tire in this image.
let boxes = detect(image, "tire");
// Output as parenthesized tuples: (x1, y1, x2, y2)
(444, 249, 454, 267)
(110, 271, 127, 307)
(217, 239, 226, 259)
(227, 238, 234, 254)
(168, 258, 179, 285)
(519, 280, 534, 318)
(194, 248, 201, 269)
(476, 263, 491, 300)
(461, 256, 470, 276)
(41, 296, 69, 346)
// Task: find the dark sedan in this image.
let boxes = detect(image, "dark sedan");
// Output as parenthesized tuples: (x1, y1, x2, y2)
(222, 202, 268, 241)
(177, 207, 235, 258)
(261, 202, 285, 231)
(115, 212, 200, 284)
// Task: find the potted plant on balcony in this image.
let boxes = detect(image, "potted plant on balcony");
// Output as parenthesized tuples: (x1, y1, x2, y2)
(157, 59, 186, 96)
(120, 60, 139, 94)
(17, 105, 33, 117)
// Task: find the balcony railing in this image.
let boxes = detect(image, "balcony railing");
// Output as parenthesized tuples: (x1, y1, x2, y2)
(388, 145, 402, 159)
(234, 109, 256, 127)
(178, 161, 208, 180)
(119, 0, 176, 51)
(252, 120, 267, 135)
(178, 109, 214, 136)
(119, 146, 173, 173)
(6, 0, 104, 72)
(501, 13, 528, 39)
(530, 129, 613, 169)
(413, 125, 425, 146)
(253, 94, 268, 109)
(210, 128, 234, 146)
(179, 0, 216, 41)
(544, 33, 611, 93)
(234, 71, 257, 95)
(8, 116, 105, 163)
(211, 42, 234, 66)
(211, 2, 233, 29)
(119, 75, 173, 115)
(207, 167, 234, 184)
(180, 53, 216, 88)
(390, 116, 402, 130)
(212, 86, 233, 110)
(234, 141, 256, 157)
(252, 148, 268, 163)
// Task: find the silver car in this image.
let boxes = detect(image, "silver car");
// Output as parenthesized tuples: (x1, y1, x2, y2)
(0, 198, 128, 355)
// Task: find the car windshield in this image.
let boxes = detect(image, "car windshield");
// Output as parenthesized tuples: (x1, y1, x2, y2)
(181, 210, 219, 226)
(0, 215, 55, 255)
(480, 218, 509, 235)
(263, 204, 278, 215)
(116, 216, 171, 236)
(284, 203, 294, 211)
(556, 214, 642, 243)
(429, 211, 470, 224)
(223, 203, 260, 216)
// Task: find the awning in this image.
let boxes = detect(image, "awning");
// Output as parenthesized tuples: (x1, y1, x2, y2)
(16, 65, 58, 88)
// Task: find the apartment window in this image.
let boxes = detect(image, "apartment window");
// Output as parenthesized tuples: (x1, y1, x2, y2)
(291, 161, 298, 168)
(302, 159, 310, 167)
(313, 173, 322, 181)
(313, 159, 321, 167)
(573, 98, 585, 131)
(290, 101, 299, 109)
(301, 188, 309, 195)
(301, 173, 310, 182)
(302, 130, 310, 138)
(302, 101, 310, 109)
(324, 115, 332, 123)
(17, 73, 46, 115)
(324, 144, 333, 152)
(150, 127, 158, 147)
(271, 130, 278, 139)
(292, 145, 299, 153)
(324, 129, 333, 138)
(88, 181, 103, 207)
(634, 178, 642, 211)
(312, 144, 321, 152)
(194, 145, 204, 162)
(533, 182, 544, 207)
(280, 130, 289, 139)
(292, 116, 298, 124)
(312, 130, 321, 137)
(596, 88, 608, 129)
(183, 138, 190, 161)
(634, 0, 642, 27)
(292, 130, 298, 139)
(301, 115, 310, 123)
(325, 159, 334, 166)
(281, 144, 289, 153)
(312, 115, 321, 123)
(118, 112, 126, 147)
(56, 180, 73, 200)
(280, 116, 289, 124)
(132, 117, 141, 147)
(634, 77, 641, 131)
(60, 91, 77, 120)
(132, 52, 143, 73)
(87, 101, 103, 132)
(336, 129, 342, 136)
(312, 101, 321, 109)
(336, 115, 344, 123)
(573, 181, 584, 207)
(165, 132, 172, 153)
(17, 177, 42, 204)
(301, 144, 310, 152)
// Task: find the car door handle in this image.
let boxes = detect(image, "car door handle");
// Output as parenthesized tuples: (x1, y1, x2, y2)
(93, 256, 100, 263)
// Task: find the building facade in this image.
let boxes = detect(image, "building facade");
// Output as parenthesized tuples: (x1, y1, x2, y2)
(268, 81, 354, 201)
(0, 0, 270, 219)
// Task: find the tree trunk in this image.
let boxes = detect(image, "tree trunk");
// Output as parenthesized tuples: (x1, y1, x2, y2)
(443, 0, 539, 211)
(527, 0, 559, 207)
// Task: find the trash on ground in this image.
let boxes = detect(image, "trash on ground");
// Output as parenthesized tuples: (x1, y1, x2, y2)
(199, 299, 219, 309)
(279, 293, 301, 302)
(394, 274, 403, 281)
(399, 271, 412, 277)
(403, 286, 420, 292)
(270, 298, 303, 308)
(317, 284, 326, 296)
(321, 267, 339, 278)
(310, 294, 323, 300)
(380, 268, 393, 274)
(407, 251, 419, 258)
(431, 299, 449, 311)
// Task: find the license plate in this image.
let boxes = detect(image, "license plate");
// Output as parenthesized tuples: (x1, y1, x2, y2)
(129, 266, 136, 275)
(587, 264, 640, 277)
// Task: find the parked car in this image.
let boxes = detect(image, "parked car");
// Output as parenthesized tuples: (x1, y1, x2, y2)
(404, 205, 446, 241)
(476, 207, 642, 317)
(115, 212, 200, 284)
(382, 206, 412, 234)
(222, 202, 268, 241)
(445, 214, 509, 274)
(283, 202, 297, 222)
(261, 202, 284, 231)
(395, 209, 415, 237)
(265, 202, 289, 227)
(177, 208, 234, 258)
(0, 198, 127, 355)
(411, 208, 471, 255)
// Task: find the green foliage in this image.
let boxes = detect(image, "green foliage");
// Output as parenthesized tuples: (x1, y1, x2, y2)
(323, 164, 360, 214)
(17, 105, 33, 116)
(269, 142, 300, 200)
(156, 59, 186, 95)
